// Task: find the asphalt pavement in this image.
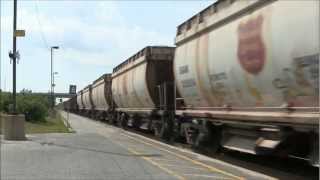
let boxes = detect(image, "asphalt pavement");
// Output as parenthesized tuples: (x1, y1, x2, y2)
(0, 111, 276, 180)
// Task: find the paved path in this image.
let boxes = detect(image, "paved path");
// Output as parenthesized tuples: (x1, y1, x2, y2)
(1, 112, 276, 180)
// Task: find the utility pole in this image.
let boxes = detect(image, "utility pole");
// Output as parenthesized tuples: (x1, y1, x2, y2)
(12, 0, 17, 113)
(9, 0, 24, 112)
(4, 0, 26, 141)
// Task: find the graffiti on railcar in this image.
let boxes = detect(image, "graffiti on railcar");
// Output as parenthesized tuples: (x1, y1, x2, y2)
(272, 54, 319, 106)
(179, 65, 189, 74)
(294, 54, 319, 93)
(237, 14, 266, 75)
(209, 72, 229, 106)
(244, 74, 263, 106)
(181, 78, 196, 88)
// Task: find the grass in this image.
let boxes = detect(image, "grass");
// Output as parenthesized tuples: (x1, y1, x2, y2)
(25, 112, 71, 134)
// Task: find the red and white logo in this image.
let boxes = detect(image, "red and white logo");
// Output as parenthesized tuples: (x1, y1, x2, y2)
(237, 15, 266, 75)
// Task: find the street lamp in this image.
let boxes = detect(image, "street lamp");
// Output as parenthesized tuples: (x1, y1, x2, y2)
(50, 46, 59, 108)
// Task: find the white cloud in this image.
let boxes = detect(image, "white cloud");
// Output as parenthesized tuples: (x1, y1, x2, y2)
(61, 48, 115, 67)
(1, 1, 184, 92)
(6, 1, 172, 67)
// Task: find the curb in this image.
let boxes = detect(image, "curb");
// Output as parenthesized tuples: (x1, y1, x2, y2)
(59, 111, 75, 133)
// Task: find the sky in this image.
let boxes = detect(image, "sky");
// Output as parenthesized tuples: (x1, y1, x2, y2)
(1, 0, 213, 93)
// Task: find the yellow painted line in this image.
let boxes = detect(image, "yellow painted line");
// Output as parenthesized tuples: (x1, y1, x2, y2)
(108, 137, 185, 180)
(151, 158, 184, 163)
(122, 133, 245, 180)
(127, 147, 186, 180)
(159, 163, 208, 171)
(183, 173, 234, 180)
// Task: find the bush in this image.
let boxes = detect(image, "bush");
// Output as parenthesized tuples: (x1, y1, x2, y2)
(1, 92, 50, 122)
(18, 99, 48, 122)
(0, 92, 12, 113)
(17, 95, 49, 122)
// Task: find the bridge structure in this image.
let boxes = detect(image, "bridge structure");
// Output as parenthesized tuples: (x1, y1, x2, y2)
(31, 92, 76, 99)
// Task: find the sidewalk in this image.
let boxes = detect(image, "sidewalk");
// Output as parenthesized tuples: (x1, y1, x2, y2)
(0, 112, 275, 180)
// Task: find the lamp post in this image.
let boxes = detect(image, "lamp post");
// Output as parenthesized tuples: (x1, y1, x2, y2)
(50, 46, 59, 108)
(53, 71, 58, 106)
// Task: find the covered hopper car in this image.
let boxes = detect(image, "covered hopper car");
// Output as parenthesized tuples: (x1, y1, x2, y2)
(81, 85, 93, 116)
(174, 0, 319, 166)
(76, 90, 84, 112)
(91, 73, 113, 120)
(112, 46, 175, 134)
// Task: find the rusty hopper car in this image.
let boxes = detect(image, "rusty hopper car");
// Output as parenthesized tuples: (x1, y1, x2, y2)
(82, 85, 93, 115)
(112, 46, 175, 132)
(76, 90, 84, 112)
(91, 73, 113, 120)
(174, 0, 319, 165)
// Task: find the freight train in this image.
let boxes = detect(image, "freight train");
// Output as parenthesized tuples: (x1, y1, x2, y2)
(62, 0, 319, 166)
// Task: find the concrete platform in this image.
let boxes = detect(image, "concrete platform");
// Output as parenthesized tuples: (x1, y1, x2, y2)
(1, 114, 26, 140)
(0, 111, 276, 180)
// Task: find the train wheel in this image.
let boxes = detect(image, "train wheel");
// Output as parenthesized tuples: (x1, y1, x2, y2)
(116, 113, 122, 126)
(107, 113, 114, 124)
(193, 123, 221, 154)
(308, 133, 319, 166)
(155, 115, 173, 141)
(120, 113, 128, 130)
(132, 116, 141, 130)
(154, 121, 162, 137)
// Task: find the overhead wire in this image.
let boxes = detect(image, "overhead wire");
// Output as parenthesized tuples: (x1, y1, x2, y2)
(34, 0, 49, 49)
